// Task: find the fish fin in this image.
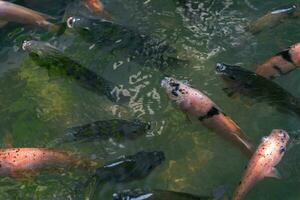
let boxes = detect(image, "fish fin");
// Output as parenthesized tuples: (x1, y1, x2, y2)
(0, 20, 8, 28)
(292, 11, 300, 17)
(265, 167, 281, 179)
(47, 24, 60, 33)
(3, 133, 13, 148)
(11, 170, 38, 180)
(45, 22, 67, 35)
(222, 87, 238, 98)
(185, 113, 193, 123)
(212, 185, 229, 200)
(223, 114, 242, 132)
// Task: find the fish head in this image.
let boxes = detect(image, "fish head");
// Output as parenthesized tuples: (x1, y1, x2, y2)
(161, 77, 191, 102)
(67, 16, 93, 37)
(132, 151, 165, 177)
(22, 40, 46, 55)
(120, 120, 151, 139)
(269, 129, 290, 149)
(263, 129, 289, 156)
(271, 4, 297, 15)
(215, 63, 247, 80)
(215, 63, 255, 85)
(22, 40, 59, 57)
(113, 189, 152, 200)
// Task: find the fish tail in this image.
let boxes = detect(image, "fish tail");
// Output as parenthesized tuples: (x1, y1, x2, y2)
(71, 175, 98, 199)
(73, 158, 102, 169)
(222, 114, 255, 157)
(234, 130, 255, 158)
(212, 185, 229, 200)
(79, 174, 102, 199)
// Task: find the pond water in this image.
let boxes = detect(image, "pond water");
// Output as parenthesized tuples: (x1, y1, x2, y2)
(1, 0, 300, 199)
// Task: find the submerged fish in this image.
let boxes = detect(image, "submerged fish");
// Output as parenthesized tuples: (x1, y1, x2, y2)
(232, 129, 289, 200)
(67, 16, 186, 69)
(215, 63, 300, 117)
(22, 40, 117, 102)
(113, 188, 211, 200)
(256, 43, 300, 79)
(161, 77, 254, 157)
(83, 0, 113, 20)
(61, 119, 150, 143)
(85, 151, 165, 198)
(0, 148, 99, 178)
(248, 4, 298, 34)
(0, 0, 58, 32)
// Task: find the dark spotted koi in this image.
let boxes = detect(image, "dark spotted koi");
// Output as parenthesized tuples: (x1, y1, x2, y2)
(161, 77, 254, 157)
(0, 148, 99, 178)
(256, 43, 300, 79)
(232, 129, 289, 200)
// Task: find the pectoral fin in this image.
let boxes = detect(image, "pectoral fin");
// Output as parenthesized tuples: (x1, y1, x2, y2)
(265, 167, 281, 179)
(3, 133, 13, 148)
(0, 20, 8, 28)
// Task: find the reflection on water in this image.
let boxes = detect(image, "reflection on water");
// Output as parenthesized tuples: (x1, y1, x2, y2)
(1, 0, 300, 199)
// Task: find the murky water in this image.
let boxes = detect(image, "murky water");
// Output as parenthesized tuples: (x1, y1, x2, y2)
(1, 0, 300, 199)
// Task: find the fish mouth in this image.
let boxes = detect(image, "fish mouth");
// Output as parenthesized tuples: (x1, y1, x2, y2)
(22, 40, 32, 51)
(215, 63, 227, 75)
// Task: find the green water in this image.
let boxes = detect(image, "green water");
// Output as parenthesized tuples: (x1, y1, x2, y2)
(1, 0, 300, 199)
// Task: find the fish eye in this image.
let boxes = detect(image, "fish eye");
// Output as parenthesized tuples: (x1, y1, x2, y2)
(216, 63, 226, 71)
(67, 17, 80, 28)
(279, 146, 286, 154)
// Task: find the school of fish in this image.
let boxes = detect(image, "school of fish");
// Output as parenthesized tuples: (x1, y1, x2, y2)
(0, 0, 299, 199)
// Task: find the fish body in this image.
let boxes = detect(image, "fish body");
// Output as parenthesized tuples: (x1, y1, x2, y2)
(0, 0, 57, 31)
(94, 151, 165, 183)
(0, 148, 96, 178)
(85, 151, 165, 198)
(22, 40, 117, 102)
(161, 77, 254, 157)
(63, 119, 150, 143)
(215, 63, 300, 116)
(67, 16, 185, 69)
(232, 129, 289, 200)
(248, 4, 297, 34)
(83, 0, 112, 20)
(256, 43, 300, 79)
(113, 188, 210, 200)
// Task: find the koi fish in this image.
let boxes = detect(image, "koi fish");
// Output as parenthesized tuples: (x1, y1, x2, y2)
(161, 77, 254, 157)
(215, 63, 300, 117)
(0, 148, 99, 178)
(256, 43, 300, 79)
(232, 129, 289, 200)
(0, 0, 58, 32)
(248, 4, 298, 34)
